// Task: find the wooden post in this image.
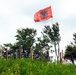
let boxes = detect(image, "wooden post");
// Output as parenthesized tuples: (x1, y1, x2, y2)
(6, 49, 8, 60)
(16, 49, 21, 59)
(31, 51, 34, 60)
(46, 50, 49, 61)
(62, 50, 64, 59)
(19, 46, 22, 59)
(60, 52, 62, 64)
(30, 47, 34, 60)
(40, 48, 43, 61)
(16, 49, 18, 58)
(18, 49, 21, 59)
(57, 43, 60, 63)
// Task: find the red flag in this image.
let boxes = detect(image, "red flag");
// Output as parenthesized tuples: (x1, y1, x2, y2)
(34, 6, 53, 22)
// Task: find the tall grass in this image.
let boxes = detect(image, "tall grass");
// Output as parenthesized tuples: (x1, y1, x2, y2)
(0, 58, 76, 75)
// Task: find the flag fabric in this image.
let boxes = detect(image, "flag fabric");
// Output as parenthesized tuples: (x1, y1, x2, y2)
(34, 6, 53, 22)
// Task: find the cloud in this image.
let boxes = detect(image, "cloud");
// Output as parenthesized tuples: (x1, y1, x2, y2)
(0, 0, 76, 51)
(59, 0, 76, 19)
(59, 20, 75, 50)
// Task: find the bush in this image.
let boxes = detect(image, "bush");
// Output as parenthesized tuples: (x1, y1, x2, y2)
(0, 58, 76, 75)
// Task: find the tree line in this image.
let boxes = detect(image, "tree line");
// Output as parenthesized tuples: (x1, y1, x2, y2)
(1, 22, 76, 64)
(0, 22, 60, 62)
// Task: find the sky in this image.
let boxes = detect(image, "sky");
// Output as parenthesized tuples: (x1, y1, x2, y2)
(0, 0, 76, 51)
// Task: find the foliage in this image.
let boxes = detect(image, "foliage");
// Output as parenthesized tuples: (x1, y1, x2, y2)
(43, 22, 61, 44)
(65, 32, 76, 59)
(65, 45, 76, 59)
(3, 28, 37, 58)
(3, 24, 60, 60)
(3, 23, 61, 57)
(72, 33, 76, 46)
(37, 36, 51, 51)
(0, 58, 76, 75)
(3, 43, 19, 58)
(42, 22, 61, 62)
(33, 29, 52, 60)
(15, 28, 37, 50)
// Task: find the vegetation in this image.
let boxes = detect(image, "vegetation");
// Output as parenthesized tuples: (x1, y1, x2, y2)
(3, 28, 37, 58)
(42, 22, 61, 62)
(65, 33, 76, 64)
(15, 28, 37, 57)
(3, 24, 60, 60)
(0, 58, 76, 75)
(1, 23, 76, 75)
(33, 31, 52, 60)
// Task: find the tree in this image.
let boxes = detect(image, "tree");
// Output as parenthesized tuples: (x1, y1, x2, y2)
(64, 45, 76, 65)
(15, 28, 37, 57)
(42, 22, 61, 62)
(37, 37, 51, 60)
(64, 32, 76, 64)
(71, 33, 76, 46)
(33, 31, 52, 60)
(3, 43, 19, 58)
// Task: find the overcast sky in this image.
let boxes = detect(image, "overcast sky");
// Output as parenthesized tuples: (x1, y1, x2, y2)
(0, 0, 76, 51)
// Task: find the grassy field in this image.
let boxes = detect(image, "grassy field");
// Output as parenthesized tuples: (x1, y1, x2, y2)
(0, 58, 76, 75)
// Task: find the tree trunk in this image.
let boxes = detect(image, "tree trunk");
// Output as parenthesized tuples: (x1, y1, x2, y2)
(16, 48, 21, 59)
(30, 47, 34, 60)
(71, 55, 74, 65)
(60, 52, 62, 64)
(57, 43, 60, 63)
(54, 42, 57, 63)
(46, 50, 49, 61)
(6, 49, 8, 60)
(40, 48, 43, 61)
